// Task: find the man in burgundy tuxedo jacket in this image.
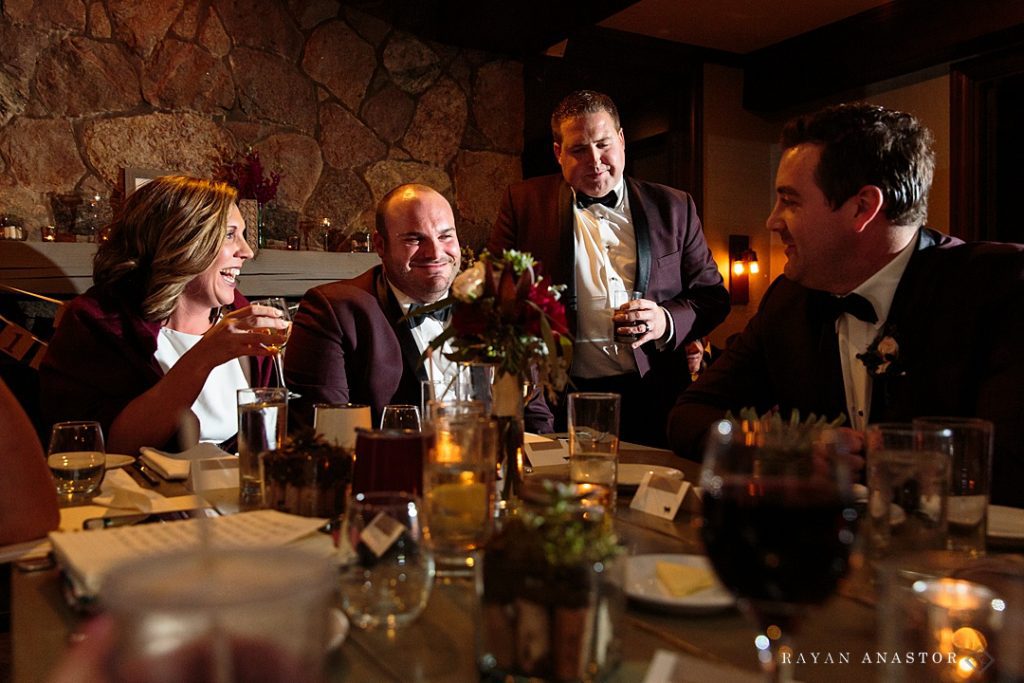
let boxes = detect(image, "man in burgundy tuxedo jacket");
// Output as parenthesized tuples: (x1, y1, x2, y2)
(488, 90, 729, 446)
(286, 184, 553, 432)
(669, 103, 1024, 507)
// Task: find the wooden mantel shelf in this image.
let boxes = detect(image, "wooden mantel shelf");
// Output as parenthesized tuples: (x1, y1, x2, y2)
(0, 241, 380, 298)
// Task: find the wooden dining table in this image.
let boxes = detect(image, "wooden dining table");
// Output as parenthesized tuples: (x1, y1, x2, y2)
(9, 442, 996, 683)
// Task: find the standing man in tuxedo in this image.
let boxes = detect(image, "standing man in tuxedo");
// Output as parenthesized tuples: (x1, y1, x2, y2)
(286, 183, 552, 431)
(668, 102, 1024, 507)
(488, 90, 729, 446)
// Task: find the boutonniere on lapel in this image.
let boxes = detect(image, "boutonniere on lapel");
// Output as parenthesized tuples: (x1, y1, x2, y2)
(856, 323, 905, 377)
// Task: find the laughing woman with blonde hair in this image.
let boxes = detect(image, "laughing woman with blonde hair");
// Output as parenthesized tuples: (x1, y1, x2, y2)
(41, 176, 288, 454)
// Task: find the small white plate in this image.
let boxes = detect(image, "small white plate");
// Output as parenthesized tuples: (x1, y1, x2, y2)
(624, 554, 735, 614)
(988, 505, 1024, 541)
(327, 608, 349, 651)
(617, 464, 683, 489)
(104, 454, 135, 470)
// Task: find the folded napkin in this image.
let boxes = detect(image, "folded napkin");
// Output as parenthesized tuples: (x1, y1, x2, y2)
(139, 442, 232, 481)
(93, 468, 165, 511)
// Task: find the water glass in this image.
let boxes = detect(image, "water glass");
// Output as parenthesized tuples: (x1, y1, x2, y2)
(314, 403, 371, 450)
(352, 428, 431, 496)
(339, 492, 434, 629)
(380, 404, 421, 430)
(568, 392, 621, 513)
(424, 415, 497, 576)
(914, 417, 994, 557)
(421, 377, 459, 417)
(455, 361, 496, 413)
(237, 387, 288, 507)
(866, 423, 953, 561)
(423, 399, 487, 426)
(103, 548, 335, 682)
(47, 420, 106, 505)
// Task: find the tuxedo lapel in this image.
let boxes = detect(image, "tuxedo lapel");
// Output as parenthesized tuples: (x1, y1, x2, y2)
(866, 229, 939, 422)
(374, 271, 428, 384)
(808, 290, 854, 424)
(557, 181, 578, 334)
(625, 178, 652, 294)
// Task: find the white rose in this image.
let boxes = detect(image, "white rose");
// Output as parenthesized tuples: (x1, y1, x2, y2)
(877, 337, 899, 357)
(452, 261, 485, 302)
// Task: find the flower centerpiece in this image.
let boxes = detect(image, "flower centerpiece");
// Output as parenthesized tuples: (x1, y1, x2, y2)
(215, 149, 282, 249)
(422, 249, 573, 499)
(434, 249, 571, 397)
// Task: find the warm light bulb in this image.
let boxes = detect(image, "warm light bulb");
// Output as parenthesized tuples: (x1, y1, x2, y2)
(749, 261, 759, 274)
(732, 261, 745, 276)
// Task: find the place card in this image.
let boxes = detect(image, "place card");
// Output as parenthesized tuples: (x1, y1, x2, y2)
(360, 512, 406, 558)
(630, 472, 692, 520)
(523, 436, 569, 467)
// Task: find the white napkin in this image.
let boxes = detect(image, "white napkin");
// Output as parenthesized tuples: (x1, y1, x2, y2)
(140, 442, 232, 480)
(93, 468, 165, 511)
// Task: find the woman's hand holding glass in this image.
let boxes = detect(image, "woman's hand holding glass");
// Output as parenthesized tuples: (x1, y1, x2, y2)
(195, 304, 290, 368)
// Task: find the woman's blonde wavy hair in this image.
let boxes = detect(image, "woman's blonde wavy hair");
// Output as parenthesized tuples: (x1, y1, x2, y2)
(93, 176, 238, 322)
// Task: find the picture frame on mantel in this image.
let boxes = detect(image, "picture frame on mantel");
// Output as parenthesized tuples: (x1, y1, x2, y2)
(124, 167, 173, 196)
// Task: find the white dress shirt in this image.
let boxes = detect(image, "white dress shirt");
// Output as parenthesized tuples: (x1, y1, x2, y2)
(837, 238, 916, 430)
(571, 178, 641, 378)
(389, 284, 458, 402)
(154, 327, 249, 443)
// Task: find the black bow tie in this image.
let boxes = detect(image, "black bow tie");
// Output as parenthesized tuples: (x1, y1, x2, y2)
(407, 303, 452, 328)
(821, 292, 878, 324)
(576, 190, 617, 209)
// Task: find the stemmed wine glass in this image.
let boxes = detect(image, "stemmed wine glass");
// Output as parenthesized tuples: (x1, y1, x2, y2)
(251, 297, 295, 395)
(700, 419, 857, 682)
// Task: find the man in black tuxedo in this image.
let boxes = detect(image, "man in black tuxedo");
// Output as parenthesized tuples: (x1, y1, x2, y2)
(669, 103, 1024, 507)
(488, 90, 729, 446)
(286, 183, 553, 432)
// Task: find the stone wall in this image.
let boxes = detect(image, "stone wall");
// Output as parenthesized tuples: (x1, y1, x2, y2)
(0, 0, 524, 250)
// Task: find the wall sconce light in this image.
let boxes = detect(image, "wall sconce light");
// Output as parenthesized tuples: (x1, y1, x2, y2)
(729, 234, 758, 304)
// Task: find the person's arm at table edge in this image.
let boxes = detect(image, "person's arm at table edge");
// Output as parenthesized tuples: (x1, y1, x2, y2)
(974, 246, 1024, 507)
(107, 306, 284, 454)
(0, 378, 60, 545)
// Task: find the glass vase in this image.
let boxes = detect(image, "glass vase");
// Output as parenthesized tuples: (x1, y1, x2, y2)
(457, 362, 526, 504)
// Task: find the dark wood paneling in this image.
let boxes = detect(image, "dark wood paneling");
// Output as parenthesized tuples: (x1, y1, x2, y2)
(951, 47, 1024, 243)
(744, 0, 1024, 112)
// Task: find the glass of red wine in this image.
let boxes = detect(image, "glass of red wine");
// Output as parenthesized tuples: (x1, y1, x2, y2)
(700, 419, 858, 682)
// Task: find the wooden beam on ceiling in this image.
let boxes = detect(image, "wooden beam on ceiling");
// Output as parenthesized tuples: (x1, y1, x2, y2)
(742, 0, 1024, 112)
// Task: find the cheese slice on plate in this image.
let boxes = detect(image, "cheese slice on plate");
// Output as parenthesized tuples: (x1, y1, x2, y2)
(655, 561, 716, 597)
